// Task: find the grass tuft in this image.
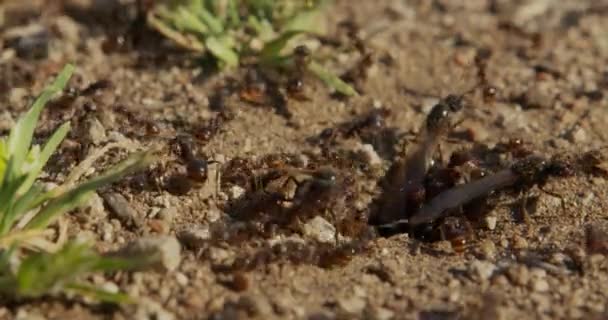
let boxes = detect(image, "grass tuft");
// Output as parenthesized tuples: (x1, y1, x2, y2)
(147, 0, 358, 96)
(0, 64, 154, 303)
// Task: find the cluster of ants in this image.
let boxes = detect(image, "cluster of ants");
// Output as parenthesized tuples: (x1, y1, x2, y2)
(51, 11, 608, 266)
(119, 42, 608, 263)
(371, 86, 608, 254)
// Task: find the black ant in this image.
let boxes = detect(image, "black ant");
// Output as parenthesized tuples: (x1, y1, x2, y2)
(374, 93, 467, 225)
(384, 154, 575, 227)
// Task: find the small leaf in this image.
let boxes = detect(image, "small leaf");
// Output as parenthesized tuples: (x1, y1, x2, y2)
(25, 151, 155, 230)
(7, 65, 73, 173)
(147, 10, 205, 52)
(259, 30, 303, 62)
(283, 9, 326, 34)
(205, 36, 239, 68)
(226, 0, 240, 27)
(175, 6, 209, 35)
(17, 122, 70, 197)
(0, 184, 44, 234)
(308, 61, 359, 96)
(190, 3, 224, 34)
(247, 15, 275, 41)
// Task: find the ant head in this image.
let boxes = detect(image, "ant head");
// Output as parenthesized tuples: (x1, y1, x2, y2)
(443, 94, 464, 112)
(294, 45, 311, 57)
(547, 155, 576, 177)
(511, 155, 549, 184)
(425, 95, 465, 133)
(426, 103, 451, 133)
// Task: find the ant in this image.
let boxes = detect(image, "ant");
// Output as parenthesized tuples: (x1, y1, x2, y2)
(312, 107, 391, 146)
(473, 48, 499, 103)
(130, 135, 218, 196)
(286, 45, 312, 101)
(439, 216, 473, 254)
(375, 93, 467, 225)
(239, 68, 293, 119)
(385, 154, 575, 227)
(171, 135, 219, 190)
(229, 166, 340, 235)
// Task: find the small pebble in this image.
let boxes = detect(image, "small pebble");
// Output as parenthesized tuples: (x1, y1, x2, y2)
(78, 192, 107, 224)
(148, 219, 168, 234)
(338, 296, 366, 314)
(478, 240, 497, 260)
(175, 272, 189, 286)
(511, 235, 528, 250)
(100, 222, 114, 242)
(303, 216, 336, 243)
(229, 185, 246, 200)
(157, 207, 177, 223)
(565, 126, 588, 144)
(86, 117, 107, 145)
(113, 236, 182, 272)
(530, 278, 550, 292)
(102, 192, 141, 229)
(485, 215, 497, 230)
(506, 265, 529, 286)
(177, 227, 211, 249)
(469, 260, 496, 281)
(522, 85, 554, 109)
(8, 88, 27, 107)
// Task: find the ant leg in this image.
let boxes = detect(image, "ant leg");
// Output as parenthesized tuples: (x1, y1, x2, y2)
(437, 143, 444, 166)
(519, 192, 531, 224)
(214, 162, 221, 200)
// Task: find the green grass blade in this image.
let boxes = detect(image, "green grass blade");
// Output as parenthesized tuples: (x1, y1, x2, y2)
(25, 151, 154, 230)
(0, 241, 142, 303)
(24, 190, 93, 232)
(175, 6, 209, 35)
(147, 10, 205, 52)
(7, 65, 73, 171)
(0, 184, 44, 234)
(259, 30, 302, 62)
(205, 36, 239, 68)
(283, 8, 325, 34)
(93, 255, 151, 272)
(247, 15, 275, 41)
(17, 122, 70, 197)
(0, 139, 7, 183)
(0, 160, 28, 233)
(191, 3, 224, 34)
(227, 0, 240, 27)
(307, 61, 358, 96)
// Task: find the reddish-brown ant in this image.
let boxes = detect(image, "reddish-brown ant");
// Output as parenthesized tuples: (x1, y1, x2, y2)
(438, 216, 473, 254)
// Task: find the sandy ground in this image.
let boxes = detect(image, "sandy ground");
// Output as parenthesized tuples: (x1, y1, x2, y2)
(2, 0, 608, 319)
